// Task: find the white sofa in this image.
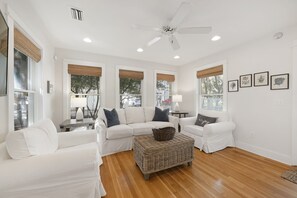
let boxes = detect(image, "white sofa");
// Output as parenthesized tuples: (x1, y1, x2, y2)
(0, 119, 106, 198)
(180, 110, 236, 153)
(96, 107, 179, 156)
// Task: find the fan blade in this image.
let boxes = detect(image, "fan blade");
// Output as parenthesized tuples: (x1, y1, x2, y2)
(178, 27, 212, 34)
(168, 35, 180, 50)
(147, 36, 162, 46)
(131, 24, 160, 32)
(169, 2, 191, 28)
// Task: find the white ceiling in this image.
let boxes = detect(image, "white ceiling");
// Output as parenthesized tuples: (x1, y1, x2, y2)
(21, 0, 297, 66)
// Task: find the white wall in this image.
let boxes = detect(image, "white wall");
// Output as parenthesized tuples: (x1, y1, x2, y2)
(0, 0, 56, 141)
(178, 26, 297, 164)
(54, 48, 178, 125)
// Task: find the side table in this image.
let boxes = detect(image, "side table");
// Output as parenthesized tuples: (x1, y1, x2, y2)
(171, 111, 189, 132)
(60, 118, 95, 132)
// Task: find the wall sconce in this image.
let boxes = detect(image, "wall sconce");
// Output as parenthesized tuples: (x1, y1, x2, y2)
(47, 80, 54, 94)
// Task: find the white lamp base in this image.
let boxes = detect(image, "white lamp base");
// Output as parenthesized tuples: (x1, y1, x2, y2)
(76, 108, 84, 121)
(174, 102, 180, 112)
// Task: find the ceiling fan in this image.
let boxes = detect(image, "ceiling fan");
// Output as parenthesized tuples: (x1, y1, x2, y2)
(132, 2, 212, 50)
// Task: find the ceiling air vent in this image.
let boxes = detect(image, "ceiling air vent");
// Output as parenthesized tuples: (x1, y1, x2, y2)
(71, 8, 83, 21)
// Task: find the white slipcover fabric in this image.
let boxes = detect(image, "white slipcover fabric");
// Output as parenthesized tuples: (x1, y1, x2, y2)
(180, 110, 235, 153)
(0, 121, 106, 198)
(147, 121, 174, 129)
(106, 124, 133, 140)
(125, 107, 145, 124)
(144, 107, 155, 122)
(128, 123, 154, 135)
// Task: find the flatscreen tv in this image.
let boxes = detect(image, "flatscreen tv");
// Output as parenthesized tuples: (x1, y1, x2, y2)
(0, 9, 8, 96)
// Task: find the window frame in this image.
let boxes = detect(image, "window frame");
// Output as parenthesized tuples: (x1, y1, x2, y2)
(195, 61, 228, 114)
(116, 65, 146, 109)
(63, 59, 105, 120)
(154, 70, 177, 109)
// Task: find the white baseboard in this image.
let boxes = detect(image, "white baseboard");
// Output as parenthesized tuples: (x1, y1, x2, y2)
(236, 141, 291, 165)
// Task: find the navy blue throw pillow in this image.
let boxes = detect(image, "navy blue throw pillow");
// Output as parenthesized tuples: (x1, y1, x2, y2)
(152, 107, 169, 122)
(195, 114, 217, 127)
(103, 108, 120, 128)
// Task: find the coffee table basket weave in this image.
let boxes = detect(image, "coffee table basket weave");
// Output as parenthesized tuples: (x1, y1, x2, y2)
(152, 127, 175, 141)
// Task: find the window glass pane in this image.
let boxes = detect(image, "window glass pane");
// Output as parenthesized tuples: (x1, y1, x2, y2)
(156, 80, 172, 110)
(199, 74, 223, 111)
(14, 49, 28, 90)
(71, 75, 100, 119)
(120, 78, 142, 108)
(200, 75, 223, 95)
(14, 92, 34, 130)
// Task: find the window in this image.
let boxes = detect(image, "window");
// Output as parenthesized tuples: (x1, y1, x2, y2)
(14, 49, 35, 130)
(68, 64, 101, 119)
(119, 69, 143, 108)
(156, 73, 175, 110)
(197, 65, 223, 111)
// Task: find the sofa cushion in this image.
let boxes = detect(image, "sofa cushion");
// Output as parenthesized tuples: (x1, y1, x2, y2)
(184, 125, 204, 137)
(195, 114, 217, 127)
(199, 110, 229, 122)
(32, 119, 58, 152)
(144, 107, 155, 122)
(147, 121, 174, 129)
(128, 123, 153, 136)
(99, 108, 126, 125)
(6, 127, 55, 159)
(152, 107, 169, 122)
(104, 108, 120, 127)
(106, 124, 133, 140)
(125, 107, 145, 124)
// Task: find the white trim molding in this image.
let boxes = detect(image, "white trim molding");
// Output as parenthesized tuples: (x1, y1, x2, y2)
(291, 40, 297, 165)
(153, 70, 178, 106)
(115, 65, 147, 109)
(62, 59, 105, 120)
(194, 60, 228, 115)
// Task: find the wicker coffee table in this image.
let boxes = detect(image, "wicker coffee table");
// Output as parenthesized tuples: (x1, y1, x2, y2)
(133, 133, 194, 180)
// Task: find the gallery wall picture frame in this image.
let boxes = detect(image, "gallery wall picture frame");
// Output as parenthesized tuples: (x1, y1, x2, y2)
(240, 74, 252, 88)
(270, 73, 289, 90)
(254, 71, 269, 87)
(228, 80, 239, 92)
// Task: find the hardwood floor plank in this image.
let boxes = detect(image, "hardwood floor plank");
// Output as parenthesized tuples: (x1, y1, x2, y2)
(101, 148, 297, 198)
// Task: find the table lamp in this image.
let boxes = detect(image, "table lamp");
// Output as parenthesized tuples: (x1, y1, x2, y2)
(71, 97, 87, 121)
(172, 95, 182, 112)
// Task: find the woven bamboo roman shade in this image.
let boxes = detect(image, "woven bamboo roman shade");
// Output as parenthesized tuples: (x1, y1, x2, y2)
(196, 65, 223, 78)
(119, 69, 144, 80)
(157, 73, 175, 82)
(68, 64, 102, 77)
(14, 28, 41, 63)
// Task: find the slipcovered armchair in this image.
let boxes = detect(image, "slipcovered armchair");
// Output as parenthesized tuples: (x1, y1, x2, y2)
(180, 110, 236, 153)
(0, 119, 106, 198)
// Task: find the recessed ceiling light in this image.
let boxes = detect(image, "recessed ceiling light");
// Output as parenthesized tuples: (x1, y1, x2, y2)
(211, 35, 221, 41)
(83, 37, 92, 43)
(174, 55, 180, 59)
(137, 48, 144, 52)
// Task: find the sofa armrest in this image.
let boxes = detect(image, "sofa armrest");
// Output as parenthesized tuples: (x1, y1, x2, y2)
(168, 115, 179, 132)
(179, 117, 196, 131)
(203, 121, 236, 136)
(95, 118, 107, 143)
(58, 130, 97, 149)
(0, 143, 100, 192)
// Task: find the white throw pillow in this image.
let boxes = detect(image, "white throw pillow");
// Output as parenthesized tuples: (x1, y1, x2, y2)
(125, 107, 145, 124)
(144, 107, 155, 122)
(6, 127, 54, 159)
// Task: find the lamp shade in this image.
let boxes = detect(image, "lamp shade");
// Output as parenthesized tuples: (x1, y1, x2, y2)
(172, 95, 182, 102)
(71, 97, 87, 108)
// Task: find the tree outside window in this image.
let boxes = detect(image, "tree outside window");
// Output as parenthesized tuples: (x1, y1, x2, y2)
(200, 74, 223, 111)
(70, 75, 100, 119)
(119, 78, 142, 108)
(156, 80, 172, 110)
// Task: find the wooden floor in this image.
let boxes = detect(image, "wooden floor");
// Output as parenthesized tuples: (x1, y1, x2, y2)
(101, 148, 297, 198)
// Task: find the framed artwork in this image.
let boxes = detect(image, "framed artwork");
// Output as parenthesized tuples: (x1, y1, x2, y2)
(270, 73, 289, 90)
(0, 10, 8, 96)
(254, 71, 269, 87)
(240, 74, 252, 88)
(228, 80, 239, 92)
